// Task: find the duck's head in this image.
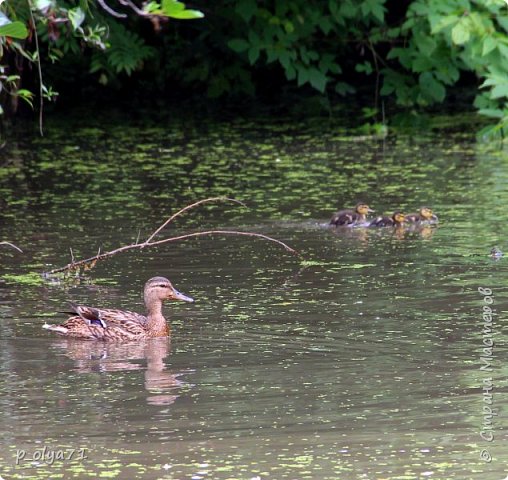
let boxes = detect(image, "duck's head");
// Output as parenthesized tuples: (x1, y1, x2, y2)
(144, 276, 194, 304)
(419, 206, 434, 220)
(392, 212, 405, 224)
(355, 203, 375, 215)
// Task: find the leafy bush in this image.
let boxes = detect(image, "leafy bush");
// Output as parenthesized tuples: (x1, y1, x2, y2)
(3, 0, 508, 137)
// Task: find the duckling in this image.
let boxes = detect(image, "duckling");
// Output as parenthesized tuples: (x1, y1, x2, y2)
(369, 211, 405, 227)
(330, 202, 375, 227)
(405, 206, 438, 224)
(43, 277, 194, 341)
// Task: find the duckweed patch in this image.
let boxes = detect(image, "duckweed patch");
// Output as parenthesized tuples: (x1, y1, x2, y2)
(3, 272, 45, 285)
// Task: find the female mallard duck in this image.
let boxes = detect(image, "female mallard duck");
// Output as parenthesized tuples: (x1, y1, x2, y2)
(405, 206, 438, 224)
(43, 277, 194, 341)
(330, 202, 375, 227)
(369, 211, 405, 227)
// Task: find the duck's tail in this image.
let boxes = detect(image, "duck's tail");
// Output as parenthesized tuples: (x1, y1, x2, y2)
(42, 323, 68, 334)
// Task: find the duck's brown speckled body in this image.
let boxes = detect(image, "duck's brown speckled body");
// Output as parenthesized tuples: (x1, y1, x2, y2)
(405, 206, 438, 224)
(369, 211, 405, 227)
(330, 203, 374, 227)
(43, 277, 194, 341)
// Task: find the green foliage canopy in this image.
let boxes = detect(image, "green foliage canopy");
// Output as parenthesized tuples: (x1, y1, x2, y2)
(2, 0, 508, 135)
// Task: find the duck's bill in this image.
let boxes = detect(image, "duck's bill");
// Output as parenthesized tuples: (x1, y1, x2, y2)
(173, 289, 195, 303)
(367, 208, 375, 212)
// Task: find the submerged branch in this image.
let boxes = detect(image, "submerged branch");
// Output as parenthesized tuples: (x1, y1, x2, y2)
(43, 198, 298, 275)
(0, 241, 23, 253)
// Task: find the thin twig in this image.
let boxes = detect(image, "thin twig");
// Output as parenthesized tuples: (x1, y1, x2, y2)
(43, 198, 298, 275)
(44, 230, 298, 275)
(97, 0, 127, 18)
(145, 196, 246, 244)
(28, 2, 44, 136)
(117, 0, 146, 16)
(0, 241, 23, 253)
(148, 230, 299, 254)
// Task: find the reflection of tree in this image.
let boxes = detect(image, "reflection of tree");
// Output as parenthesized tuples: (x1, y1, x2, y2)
(51, 337, 193, 406)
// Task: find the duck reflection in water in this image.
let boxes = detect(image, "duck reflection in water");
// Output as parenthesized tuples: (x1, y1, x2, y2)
(51, 337, 193, 406)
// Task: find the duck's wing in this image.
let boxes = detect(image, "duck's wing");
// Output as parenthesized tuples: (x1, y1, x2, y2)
(369, 216, 384, 227)
(330, 209, 355, 226)
(404, 213, 420, 223)
(44, 313, 147, 340)
(370, 216, 388, 227)
(71, 304, 147, 327)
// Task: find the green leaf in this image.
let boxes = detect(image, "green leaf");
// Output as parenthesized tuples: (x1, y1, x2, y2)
(162, 0, 185, 13)
(356, 61, 373, 75)
(168, 9, 203, 19)
(35, 0, 54, 11)
(266, 47, 278, 64)
(371, 3, 385, 22)
(361, 0, 385, 22)
(430, 15, 458, 34)
(0, 21, 28, 39)
(228, 39, 250, 53)
(17, 89, 35, 108)
(478, 108, 505, 118)
(491, 83, 508, 99)
(410, 2, 428, 15)
(308, 68, 327, 92)
(497, 42, 508, 59)
(68, 7, 85, 31)
(283, 20, 294, 34)
(497, 16, 508, 33)
(319, 16, 332, 35)
(451, 21, 470, 45)
(297, 65, 310, 86)
(279, 50, 291, 70)
(419, 72, 446, 102)
(482, 36, 498, 56)
(335, 81, 355, 96)
(248, 46, 260, 64)
(160, 0, 203, 19)
(285, 64, 296, 81)
(236, 0, 257, 22)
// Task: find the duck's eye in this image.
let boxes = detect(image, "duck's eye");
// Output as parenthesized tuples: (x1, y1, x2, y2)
(159, 284, 169, 288)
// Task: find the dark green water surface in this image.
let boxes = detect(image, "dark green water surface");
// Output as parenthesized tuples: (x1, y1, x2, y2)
(0, 117, 507, 479)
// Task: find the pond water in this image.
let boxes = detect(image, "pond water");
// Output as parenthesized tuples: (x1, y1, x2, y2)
(0, 115, 507, 479)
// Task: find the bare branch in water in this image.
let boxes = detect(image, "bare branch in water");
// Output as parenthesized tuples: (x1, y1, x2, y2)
(145, 196, 246, 244)
(0, 241, 23, 253)
(43, 197, 298, 276)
